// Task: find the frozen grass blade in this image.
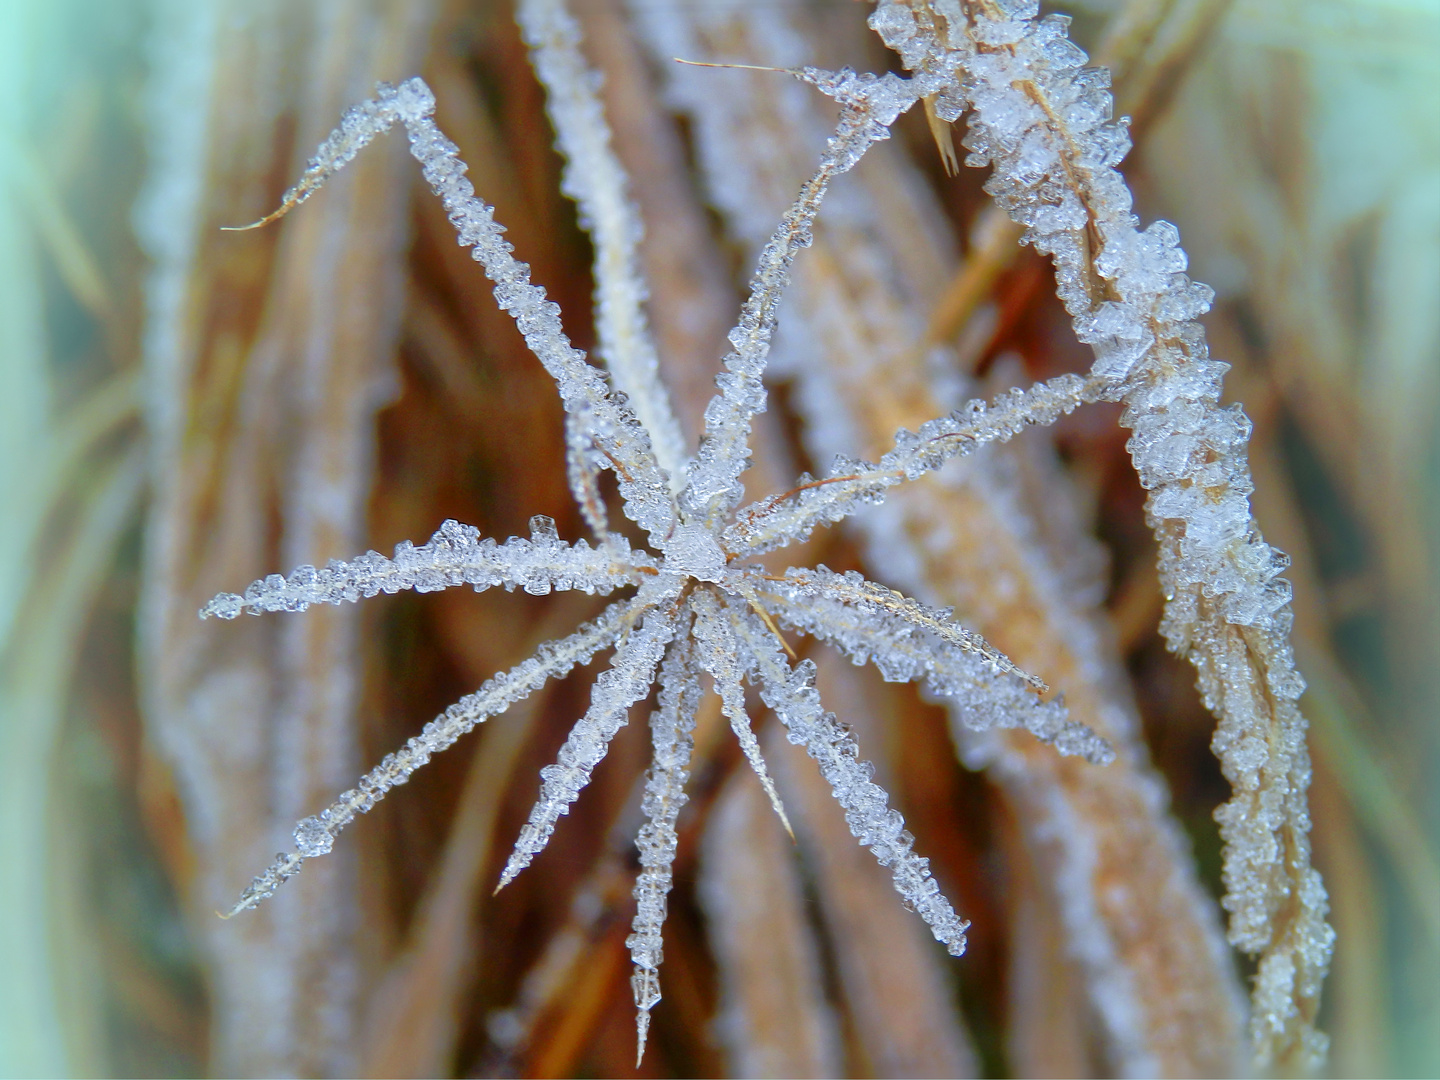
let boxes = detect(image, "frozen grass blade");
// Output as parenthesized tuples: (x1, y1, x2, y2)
(625, 621, 699, 1065)
(518, 0, 688, 483)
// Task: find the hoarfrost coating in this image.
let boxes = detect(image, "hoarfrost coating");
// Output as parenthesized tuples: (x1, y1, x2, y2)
(199, 0, 1330, 1068)
(201, 48, 1110, 1064)
(867, 0, 1331, 1068)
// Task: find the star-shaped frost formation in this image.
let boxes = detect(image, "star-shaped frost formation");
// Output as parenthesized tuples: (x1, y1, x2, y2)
(204, 50, 1113, 1063)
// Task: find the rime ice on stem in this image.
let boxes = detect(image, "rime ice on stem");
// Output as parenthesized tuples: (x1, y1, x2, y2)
(723, 371, 1100, 556)
(690, 589, 794, 836)
(200, 517, 653, 620)
(731, 600, 972, 956)
(744, 567, 1114, 765)
(517, 0, 687, 487)
(203, 56, 1115, 1062)
(868, 0, 1332, 1067)
(679, 65, 931, 528)
(626, 618, 700, 1065)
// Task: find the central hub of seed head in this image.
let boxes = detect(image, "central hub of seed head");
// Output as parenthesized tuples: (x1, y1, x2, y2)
(660, 524, 727, 583)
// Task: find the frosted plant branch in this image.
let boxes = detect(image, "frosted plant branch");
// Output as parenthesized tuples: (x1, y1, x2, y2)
(756, 565, 1046, 691)
(198, 28, 1178, 1060)
(730, 600, 971, 956)
(725, 371, 1099, 556)
(679, 67, 926, 526)
(869, 0, 1333, 1066)
(744, 568, 1113, 765)
(200, 517, 651, 620)
(221, 590, 645, 917)
(689, 588, 792, 836)
(626, 617, 699, 1066)
(517, 0, 688, 483)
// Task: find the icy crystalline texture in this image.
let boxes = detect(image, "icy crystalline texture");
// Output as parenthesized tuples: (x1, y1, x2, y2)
(516, 0, 688, 484)
(222, 588, 645, 916)
(659, 523, 726, 584)
(731, 601, 970, 956)
(870, 0, 1331, 1066)
(260, 77, 677, 546)
(636, 5, 1247, 1069)
(725, 372, 1098, 557)
(679, 67, 927, 527)
(626, 621, 700, 1065)
(770, 564, 1046, 691)
(498, 582, 681, 888)
(747, 567, 1111, 765)
(200, 517, 651, 619)
(689, 589, 793, 834)
(207, 41, 1254, 1065)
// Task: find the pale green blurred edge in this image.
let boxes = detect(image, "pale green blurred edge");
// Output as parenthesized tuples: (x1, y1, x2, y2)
(0, 0, 146, 1075)
(0, 0, 66, 1071)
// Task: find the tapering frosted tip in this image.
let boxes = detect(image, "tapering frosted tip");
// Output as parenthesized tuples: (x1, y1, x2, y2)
(217, 191, 308, 232)
(777, 803, 795, 841)
(635, 1010, 650, 1068)
(493, 860, 523, 896)
(217, 897, 253, 920)
(218, 887, 267, 920)
(200, 592, 244, 620)
(751, 756, 793, 840)
(217, 851, 305, 917)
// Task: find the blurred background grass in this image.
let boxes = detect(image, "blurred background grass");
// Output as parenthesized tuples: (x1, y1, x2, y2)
(0, 0, 1435, 1076)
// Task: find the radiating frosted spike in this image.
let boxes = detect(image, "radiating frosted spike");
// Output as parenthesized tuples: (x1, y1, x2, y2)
(222, 591, 644, 916)
(742, 568, 1112, 765)
(239, 76, 678, 546)
(397, 96, 679, 546)
(497, 583, 681, 890)
(728, 600, 970, 957)
(721, 454, 901, 559)
(680, 68, 926, 528)
(517, 0, 688, 484)
(689, 589, 793, 837)
(221, 80, 413, 231)
(724, 372, 1097, 556)
(798, 565, 1046, 692)
(200, 518, 651, 618)
(626, 613, 700, 1065)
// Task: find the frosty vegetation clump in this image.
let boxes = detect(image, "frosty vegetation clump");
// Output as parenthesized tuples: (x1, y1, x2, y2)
(203, 0, 1331, 1069)
(866, 0, 1333, 1067)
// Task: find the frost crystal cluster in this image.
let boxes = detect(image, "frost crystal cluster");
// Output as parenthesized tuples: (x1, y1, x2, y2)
(868, 0, 1332, 1067)
(205, 2, 1112, 1061)
(204, 0, 1331, 1068)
